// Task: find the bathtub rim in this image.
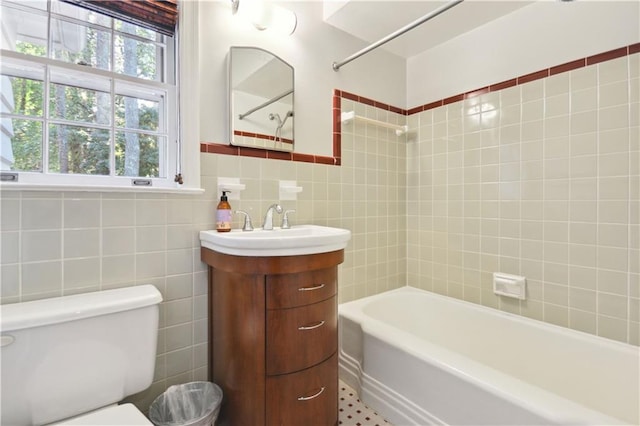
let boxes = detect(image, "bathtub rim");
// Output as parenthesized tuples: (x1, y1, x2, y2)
(339, 286, 637, 425)
(340, 286, 637, 355)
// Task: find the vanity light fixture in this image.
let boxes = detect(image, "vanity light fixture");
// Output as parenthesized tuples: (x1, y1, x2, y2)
(231, 0, 297, 35)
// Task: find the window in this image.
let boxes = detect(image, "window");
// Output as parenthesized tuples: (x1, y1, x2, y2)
(0, 0, 180, 189)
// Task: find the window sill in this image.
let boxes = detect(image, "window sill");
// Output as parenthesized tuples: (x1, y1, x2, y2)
(0, 182, 205, 195)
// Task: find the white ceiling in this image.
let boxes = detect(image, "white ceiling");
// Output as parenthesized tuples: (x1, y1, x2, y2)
(323, 0, 533, 59)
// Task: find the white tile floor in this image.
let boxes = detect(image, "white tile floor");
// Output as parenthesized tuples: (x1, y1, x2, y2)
(339, 381, 391, 426)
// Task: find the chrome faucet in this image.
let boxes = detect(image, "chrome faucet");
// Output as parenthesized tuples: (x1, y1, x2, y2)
(281, 209, 296, 229)
(262, 203, 283, 230)
(234, 210, 254, 231)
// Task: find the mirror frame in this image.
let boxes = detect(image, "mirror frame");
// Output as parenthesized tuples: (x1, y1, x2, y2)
(228, 46, 295, 152)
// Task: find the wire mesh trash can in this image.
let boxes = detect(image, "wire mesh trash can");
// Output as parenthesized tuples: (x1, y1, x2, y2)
(149, 381, 223, 426)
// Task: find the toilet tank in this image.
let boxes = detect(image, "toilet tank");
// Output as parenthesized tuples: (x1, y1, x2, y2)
(0, 285, 162, 426)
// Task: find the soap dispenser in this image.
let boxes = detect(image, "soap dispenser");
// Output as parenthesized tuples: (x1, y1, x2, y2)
(216, 191, 232, 232)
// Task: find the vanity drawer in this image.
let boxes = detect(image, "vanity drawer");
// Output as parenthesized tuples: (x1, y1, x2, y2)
(266, 267, 337, 309)
(266, 296, 337, 375)
(266, 352, 337, 426)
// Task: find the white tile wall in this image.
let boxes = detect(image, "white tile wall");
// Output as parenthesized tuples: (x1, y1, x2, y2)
(407, 54, 639, 345)
(0, 190, 211, 410)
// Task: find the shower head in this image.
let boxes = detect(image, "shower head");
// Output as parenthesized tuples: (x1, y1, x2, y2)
(280, 110, 293, 127)
(269, 113, 282, 126)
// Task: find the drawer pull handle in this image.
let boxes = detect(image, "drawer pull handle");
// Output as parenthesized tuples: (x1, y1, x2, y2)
(298, 283, 325, 292)
(297, 386, 325, 401)
(298, 320, 325, 331)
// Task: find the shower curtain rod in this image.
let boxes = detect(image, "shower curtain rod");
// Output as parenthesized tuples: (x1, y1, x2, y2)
(238, 89, 294, 120)
(332, 0, 464, 71)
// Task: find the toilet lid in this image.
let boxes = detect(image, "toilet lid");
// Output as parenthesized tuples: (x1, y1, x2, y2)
(52, 403, 153, 425)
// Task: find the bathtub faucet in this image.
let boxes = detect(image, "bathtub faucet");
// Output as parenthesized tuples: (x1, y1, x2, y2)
(262, 203, 283, 230)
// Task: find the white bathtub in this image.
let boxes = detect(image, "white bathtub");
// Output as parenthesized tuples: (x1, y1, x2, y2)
(338, 287, 639, 425)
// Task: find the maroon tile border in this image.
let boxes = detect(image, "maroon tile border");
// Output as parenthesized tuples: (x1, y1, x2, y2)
(200, 141, 338, 165)
(239, 146, 267, 158)
(205, 143, 238, 155)
(268, 150, 292, 161)
(464, 87, 490, 99)
(405, 42, 639, 114)
(233, 130, 292, 145)
(315, 156, 335, 165)
(202, 43, 638, 165)
(335, 90, 398, 111)
(443, 93, 465, 106)
(517, 69, 549, 85)
(489, 78, 517, 92)
(335, 43, 638, 118)
(586, 47, 628, 66)
(550, 58, 585, 76)
(292, 153, 315, 163)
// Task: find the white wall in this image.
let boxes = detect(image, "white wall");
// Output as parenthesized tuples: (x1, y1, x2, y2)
(198, 0, 406, 156)
(407, 1, 640, 107)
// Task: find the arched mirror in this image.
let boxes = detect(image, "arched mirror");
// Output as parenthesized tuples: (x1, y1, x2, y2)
(229, 46, 294, 152)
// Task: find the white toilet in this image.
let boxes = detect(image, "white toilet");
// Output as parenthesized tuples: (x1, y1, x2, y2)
(0, 285, 163, 426)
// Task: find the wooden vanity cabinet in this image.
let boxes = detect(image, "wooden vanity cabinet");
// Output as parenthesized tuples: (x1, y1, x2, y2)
(201, 248, 343, 426)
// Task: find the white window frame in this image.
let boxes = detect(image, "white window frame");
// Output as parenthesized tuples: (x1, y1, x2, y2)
(0, 0, 202, 193)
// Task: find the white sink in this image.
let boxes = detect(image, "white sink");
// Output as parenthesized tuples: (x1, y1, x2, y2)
(200, 225, 351, 257)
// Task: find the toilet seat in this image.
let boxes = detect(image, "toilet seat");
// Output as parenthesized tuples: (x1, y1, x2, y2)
(51, 403, 152, 425)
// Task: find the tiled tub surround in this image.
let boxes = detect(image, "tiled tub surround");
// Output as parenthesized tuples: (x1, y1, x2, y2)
(404, 51, 638, 345)
(327, 47, 639, 345)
